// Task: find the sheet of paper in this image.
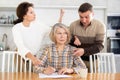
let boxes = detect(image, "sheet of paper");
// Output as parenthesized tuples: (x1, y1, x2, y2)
(39, 72, 72, 78)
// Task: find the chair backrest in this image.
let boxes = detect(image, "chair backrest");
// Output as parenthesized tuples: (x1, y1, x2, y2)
(89, 53, 116, 73)
(0, 51, 32, 72)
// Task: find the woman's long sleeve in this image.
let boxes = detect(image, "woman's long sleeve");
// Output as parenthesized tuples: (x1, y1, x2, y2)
(12, 27, 30, 58)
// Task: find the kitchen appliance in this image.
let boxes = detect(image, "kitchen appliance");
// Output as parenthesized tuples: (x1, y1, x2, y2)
(107, 13, 120, 54)
(107, 14, 120, 29)
(107, 37, 120, 54)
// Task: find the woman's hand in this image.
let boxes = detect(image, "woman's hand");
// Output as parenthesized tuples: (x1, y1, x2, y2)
(58, 67, 74, 75)
(43, 66, 56, 75)
(32, 57, 42, 66)
(26, 52, 42, 66)
(58, 8, 65, 23)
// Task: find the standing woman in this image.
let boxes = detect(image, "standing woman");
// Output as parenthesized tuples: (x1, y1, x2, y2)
(12, 2, 50, 65)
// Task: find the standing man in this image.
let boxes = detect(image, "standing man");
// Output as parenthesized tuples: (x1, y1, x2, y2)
(69, 3, 106, 71)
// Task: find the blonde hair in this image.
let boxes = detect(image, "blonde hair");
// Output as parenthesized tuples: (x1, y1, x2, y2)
(49, 23, 70, 44)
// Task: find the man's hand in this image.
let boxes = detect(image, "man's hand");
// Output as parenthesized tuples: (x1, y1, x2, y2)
(74, 36, 81, 46)
(73, 48, 84, 56)
(43, 66, 56, 75)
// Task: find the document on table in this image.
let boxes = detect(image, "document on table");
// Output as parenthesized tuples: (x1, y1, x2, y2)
(39, 72, 72, 78)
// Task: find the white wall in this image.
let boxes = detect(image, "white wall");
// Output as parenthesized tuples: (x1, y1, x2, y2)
(0, 0, 106, 7)
(107, 0, 120, 13)
(0, 0, 120, 13)
(34, 6, 106, 26)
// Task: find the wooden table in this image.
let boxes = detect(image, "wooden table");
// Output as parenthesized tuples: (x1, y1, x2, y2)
(0, 72, 120, 80)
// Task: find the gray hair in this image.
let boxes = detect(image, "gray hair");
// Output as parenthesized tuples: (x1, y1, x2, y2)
(49, 23, 70, 44)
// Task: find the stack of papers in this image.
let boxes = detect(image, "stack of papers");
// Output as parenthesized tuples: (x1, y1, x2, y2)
(39, 72, 72, 78)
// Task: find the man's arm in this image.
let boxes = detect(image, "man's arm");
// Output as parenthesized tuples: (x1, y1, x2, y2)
(83, 22, 106, 56)
(83, 41, 104, 56)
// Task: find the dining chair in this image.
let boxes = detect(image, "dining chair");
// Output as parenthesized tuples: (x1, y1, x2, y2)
(0, 51, 32, 72)
(89, 53, 116, 73)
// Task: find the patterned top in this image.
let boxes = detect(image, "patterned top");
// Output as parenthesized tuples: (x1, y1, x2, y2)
(33, 43, 86, 73)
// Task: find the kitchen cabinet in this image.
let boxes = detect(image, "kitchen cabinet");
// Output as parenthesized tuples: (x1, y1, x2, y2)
(0, 7, 17, 51)
(0, 7, 16, 27)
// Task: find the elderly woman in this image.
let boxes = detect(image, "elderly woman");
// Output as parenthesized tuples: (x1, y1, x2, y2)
(33, 23, 86, 75)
